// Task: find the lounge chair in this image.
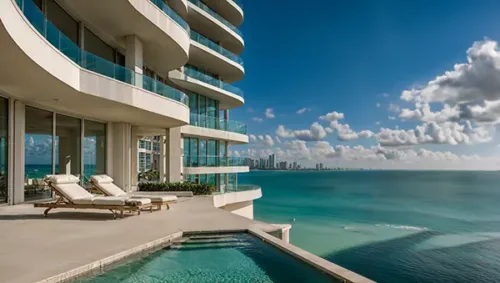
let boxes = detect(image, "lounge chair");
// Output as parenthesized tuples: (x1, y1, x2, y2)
(90, 175, 177, 210)
(34, 174, 153, 219)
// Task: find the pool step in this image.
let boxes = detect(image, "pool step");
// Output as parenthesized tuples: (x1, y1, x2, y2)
(170, 242, 251, 250)
(188, 234, 235, 240)
(184, 238, 241, 245)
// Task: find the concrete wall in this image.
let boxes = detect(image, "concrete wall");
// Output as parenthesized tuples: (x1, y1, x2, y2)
(221, 200, 253, 219)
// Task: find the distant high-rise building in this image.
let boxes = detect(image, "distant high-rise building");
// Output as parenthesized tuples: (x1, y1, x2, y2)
(293, 161, 297, 170)
(320, 163, 324, 170)
(316, 164, 319, 170)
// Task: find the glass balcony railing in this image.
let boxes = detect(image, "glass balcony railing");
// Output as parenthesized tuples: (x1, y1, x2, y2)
(188, 0, 243, 38)
(190, 113, 247, 134)
(150, 0, 190, 32)
(184, 155, 247, 167)
(190, 31, 243, 66)
(15, 0, 188, 106)
(184, 67, 243, 97)
(225, 184, 261, 193)
(143, 76, 189, 105)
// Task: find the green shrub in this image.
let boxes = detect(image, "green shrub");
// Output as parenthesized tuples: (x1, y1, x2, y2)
(138, 182, 215, 195)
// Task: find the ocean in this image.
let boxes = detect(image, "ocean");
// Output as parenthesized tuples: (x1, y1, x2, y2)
(239, 170, 500, 283)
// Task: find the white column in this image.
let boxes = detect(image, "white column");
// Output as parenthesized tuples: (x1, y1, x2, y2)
(159, 136, 166, 182)
(130, 127, 139, 191)
(111, 122, 132, 192)
(165, 127, 182, 182)
(13, 101, 25, 204)
(125, 35, 143, 87)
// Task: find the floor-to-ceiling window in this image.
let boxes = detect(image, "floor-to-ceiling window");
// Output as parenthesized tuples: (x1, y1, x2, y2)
(0, 98, 8, 204)
(25, 107, 107, 200)
(55, 114, 81, 178)
(25, 107, 53, 201)
(83, 120, 106, 184)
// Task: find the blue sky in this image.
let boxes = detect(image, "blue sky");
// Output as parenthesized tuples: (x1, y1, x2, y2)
(229, 0, 500, 169)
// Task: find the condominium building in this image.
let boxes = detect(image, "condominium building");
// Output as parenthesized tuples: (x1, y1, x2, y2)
(0, 0, 250, 207)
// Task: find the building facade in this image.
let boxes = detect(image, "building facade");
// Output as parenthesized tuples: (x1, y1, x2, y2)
(0, 0, 249, 205)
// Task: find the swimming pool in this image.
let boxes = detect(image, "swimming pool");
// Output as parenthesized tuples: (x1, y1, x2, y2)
(80, 233, 338, 283)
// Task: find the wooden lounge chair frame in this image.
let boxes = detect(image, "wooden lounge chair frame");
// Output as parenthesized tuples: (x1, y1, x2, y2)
(89, 181, 176, 210)
(34, 182, 153, 219)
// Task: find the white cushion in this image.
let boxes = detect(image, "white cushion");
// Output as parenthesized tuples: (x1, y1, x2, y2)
(130, 195, 177, 202)
(90, 175, 114, 184)
(72, 197, 94, 205)
(95, 182, 127, 197)
(92, 196, 127, 206)
(45, 174, 80, 184)
(53, 183, 93, 202)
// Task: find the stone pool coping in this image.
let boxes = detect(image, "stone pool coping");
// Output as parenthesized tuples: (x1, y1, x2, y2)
(38, 229, 374, 283)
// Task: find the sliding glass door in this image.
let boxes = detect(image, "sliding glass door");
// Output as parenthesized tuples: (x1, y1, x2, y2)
(24, 106, 107, 201)
(0, 98, 8, 204)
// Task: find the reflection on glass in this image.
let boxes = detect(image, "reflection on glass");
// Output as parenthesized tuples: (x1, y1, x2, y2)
(55, 114, 81, 182)
(0, 98, 7, 203)
(83, 120, 106, 185)
(25, 107, 53, 201)
(199, 140, 207, 166)
(190, 138, 198, 167)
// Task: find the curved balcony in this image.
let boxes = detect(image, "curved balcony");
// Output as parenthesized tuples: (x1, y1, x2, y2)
(56, 0, 190, 75)
(201, 0, 244, 27)
(0, 0, 189, 128)
(187, 0, 244, 55)
(166, 0, 189, 20)
(182, 114, 248, 144)
(190, 31, 244, 83)
(183, 155, 249, 175)
(169, 69, 244, 109)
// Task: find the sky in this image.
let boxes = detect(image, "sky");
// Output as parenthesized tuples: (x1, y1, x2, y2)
(229, 0, 500, 170)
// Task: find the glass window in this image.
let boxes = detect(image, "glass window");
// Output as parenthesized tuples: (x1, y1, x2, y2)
(0, 98, 7, 204)
(200, 174, 207, 184)
(153, 142, 160, 153)
(208, 140, 217, 166)
(84, 28, 115, 63)
(199, 95, 206, 127)
(25, 107, 53, 201)
(207, 174, 216, 186)
(139, 152, 145, 172)
(189, 138, 198, 167)
(47, 0, 79, 44)
(83, 120, 106, 184)
(199, 140, 207, 166)
(188, 92, 198, 114)
(145, 153, 152, 170)
(55, 114, 81, 179)
(139, 140, 146, 149)
(146, 141, 152, 151)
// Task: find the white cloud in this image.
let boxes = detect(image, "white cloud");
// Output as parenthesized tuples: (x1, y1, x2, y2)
(376, 121, 493, 147)
(330, 120, 374, 141)
(249, 134, 257, 142)
(399, 39, 500, 124)
(382, 93, 390, 98)
(388, 103, 400, 112)
(252, 117, 263, 123)
(399, 103, 459, 123)
(319, 111, 345, 122)
(275, 136, 282, 144)
(296, 108, 312, 114)
(388, 116, 396, 120)
(375, 121, 381, 125)
(265, 108, 275, 119)
(276, 122, 328, 141)
(247, 108, 254, 113)
(257, 135, 274, 147)
(376, 103, 381, 108)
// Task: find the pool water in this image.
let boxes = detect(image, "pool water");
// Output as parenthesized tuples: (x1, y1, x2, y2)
(80, 233, 338, 283)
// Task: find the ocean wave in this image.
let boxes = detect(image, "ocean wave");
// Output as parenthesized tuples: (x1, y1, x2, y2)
(416, 232, 500, 251)
(375, 224, 428, 231)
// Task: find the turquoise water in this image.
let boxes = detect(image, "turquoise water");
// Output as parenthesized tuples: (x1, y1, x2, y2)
(239, 170, 500, 283)
(80, 234, 337, 283)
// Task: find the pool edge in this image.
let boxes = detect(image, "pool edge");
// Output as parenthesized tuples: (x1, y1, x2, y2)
(34, 231, 183, 283)
(248, 228, 375, 283)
